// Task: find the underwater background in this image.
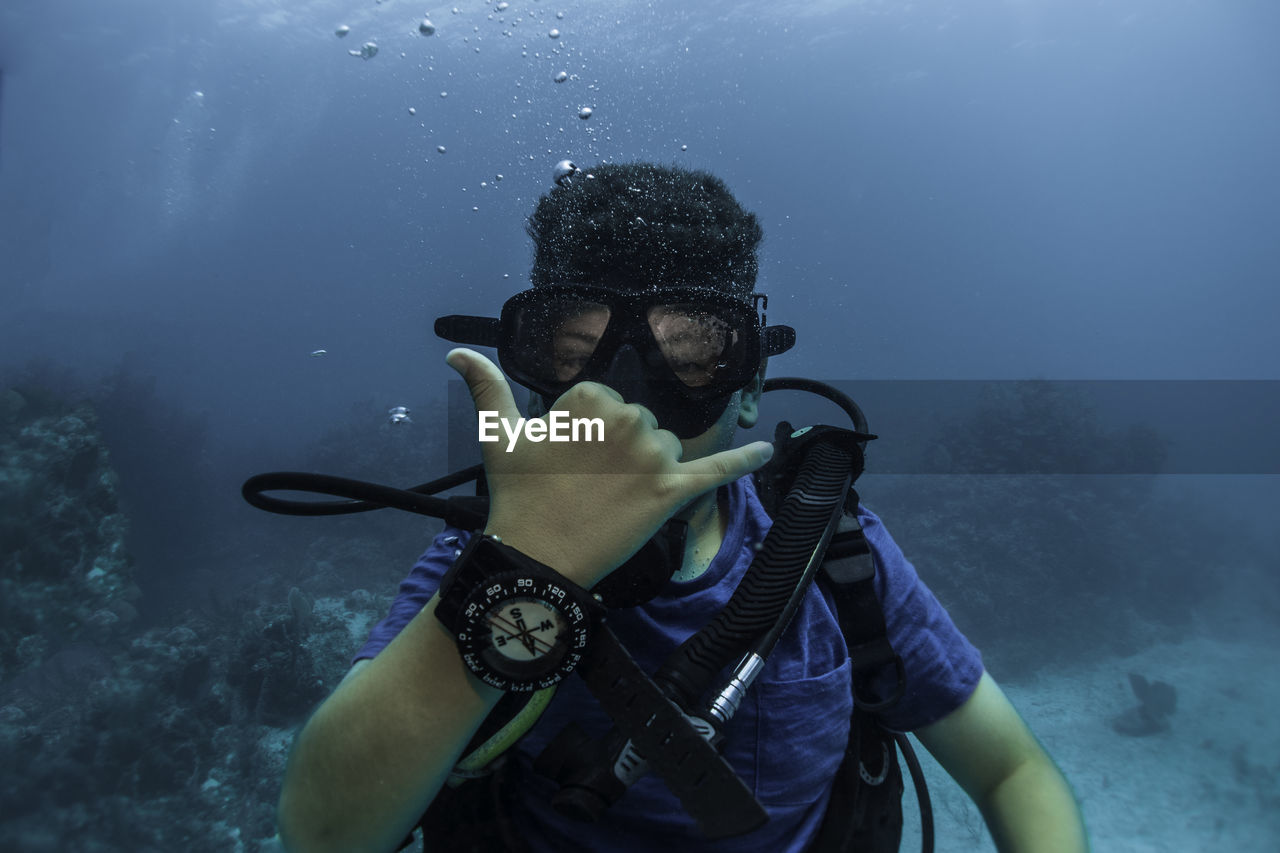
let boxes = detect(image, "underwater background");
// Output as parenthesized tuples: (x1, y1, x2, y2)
(1, 0, 1277, 850)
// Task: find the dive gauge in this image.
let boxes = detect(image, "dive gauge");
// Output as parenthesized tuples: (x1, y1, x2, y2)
(436, 536, 600, 692)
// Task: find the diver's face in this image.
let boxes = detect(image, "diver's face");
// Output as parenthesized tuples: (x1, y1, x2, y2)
(533, 381, 747, 462)
(547, 304, 755, 461)
(678, 389, 745, 462)
(537, 281, 763, 450)
(551, 306, 610, 382)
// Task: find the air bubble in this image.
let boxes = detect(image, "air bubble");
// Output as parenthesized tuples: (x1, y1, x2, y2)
(553, 159, 580, 186)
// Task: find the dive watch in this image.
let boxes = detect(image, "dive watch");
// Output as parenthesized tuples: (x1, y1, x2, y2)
(436, 534, 601, 692)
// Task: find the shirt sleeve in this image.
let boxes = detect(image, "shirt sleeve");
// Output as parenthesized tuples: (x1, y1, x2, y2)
(350, 528, 473, 666)
(859, 505, 984, 732)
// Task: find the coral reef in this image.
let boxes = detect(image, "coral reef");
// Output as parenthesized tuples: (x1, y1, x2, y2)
(0, 388, 139, 683)
(0, 585, 392, 851)
(0, 381, 420, 849)
(0, 355, 228, 617)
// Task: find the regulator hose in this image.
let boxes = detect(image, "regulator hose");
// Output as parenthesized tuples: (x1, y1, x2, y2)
(656, 438, 856, 708)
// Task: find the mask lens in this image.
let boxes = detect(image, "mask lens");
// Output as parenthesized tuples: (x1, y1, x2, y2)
(551, 302, 611, 382)
(503, 287, 758, 403)
(509, 296, 611, 386)
(648, 303, 742, 388)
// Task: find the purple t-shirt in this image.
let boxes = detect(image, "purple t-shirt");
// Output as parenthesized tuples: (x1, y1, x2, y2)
(354, 476, 982, 852)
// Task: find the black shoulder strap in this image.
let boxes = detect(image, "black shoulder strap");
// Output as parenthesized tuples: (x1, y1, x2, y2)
(811, 495, 933, 853)
(808, 501, 906, 853)
(819, 500, 905, 710)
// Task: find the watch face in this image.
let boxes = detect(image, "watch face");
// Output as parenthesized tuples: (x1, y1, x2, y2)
(485, 598, 566, 661)
(456, 572, 593, 691)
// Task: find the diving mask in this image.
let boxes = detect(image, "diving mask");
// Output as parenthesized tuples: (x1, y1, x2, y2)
(436, 284, 796, 438)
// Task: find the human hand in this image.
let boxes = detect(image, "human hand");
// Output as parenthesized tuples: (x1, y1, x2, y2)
(446, 348, 773, 587)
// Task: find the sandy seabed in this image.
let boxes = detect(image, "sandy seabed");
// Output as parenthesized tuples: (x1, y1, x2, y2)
(899, 629, 1280, 852)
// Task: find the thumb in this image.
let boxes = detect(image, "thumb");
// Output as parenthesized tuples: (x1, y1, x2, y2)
(675, 440, 775, 497)
(446, 348, 521, 425)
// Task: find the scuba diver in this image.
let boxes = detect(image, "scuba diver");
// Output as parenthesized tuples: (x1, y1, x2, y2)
(269, 162, 1088, 852)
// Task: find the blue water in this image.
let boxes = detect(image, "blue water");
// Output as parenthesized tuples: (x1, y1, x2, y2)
(1, 1, 1277, 850)
(4, 1, 1277, 448)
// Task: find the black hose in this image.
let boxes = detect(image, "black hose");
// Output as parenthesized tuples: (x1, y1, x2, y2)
(241, 464, 483, 517)
(763, 377, 870, 437)
(895, 732, 934, 853)
(746, 447, 852, 662)
(655, 440, 854, 708)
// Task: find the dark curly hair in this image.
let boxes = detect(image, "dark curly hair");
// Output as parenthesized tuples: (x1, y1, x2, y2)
(526, 162, 762, 300)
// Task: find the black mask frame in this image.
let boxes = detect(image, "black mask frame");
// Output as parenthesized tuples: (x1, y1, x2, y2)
(436, 284, 796, 437)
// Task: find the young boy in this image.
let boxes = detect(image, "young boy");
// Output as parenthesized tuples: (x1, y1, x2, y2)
(276, 163, 1088, 853)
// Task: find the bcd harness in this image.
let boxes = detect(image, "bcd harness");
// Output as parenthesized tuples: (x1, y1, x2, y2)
(242, 378, 935, 853)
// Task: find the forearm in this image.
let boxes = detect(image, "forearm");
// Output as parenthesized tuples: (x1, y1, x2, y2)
(277, 596, 502, 853)
(979, 756, 1088, 853)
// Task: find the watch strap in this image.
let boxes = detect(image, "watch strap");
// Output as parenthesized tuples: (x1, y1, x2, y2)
(434, 533, 487, 636)
(576, 621, 768, 839)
